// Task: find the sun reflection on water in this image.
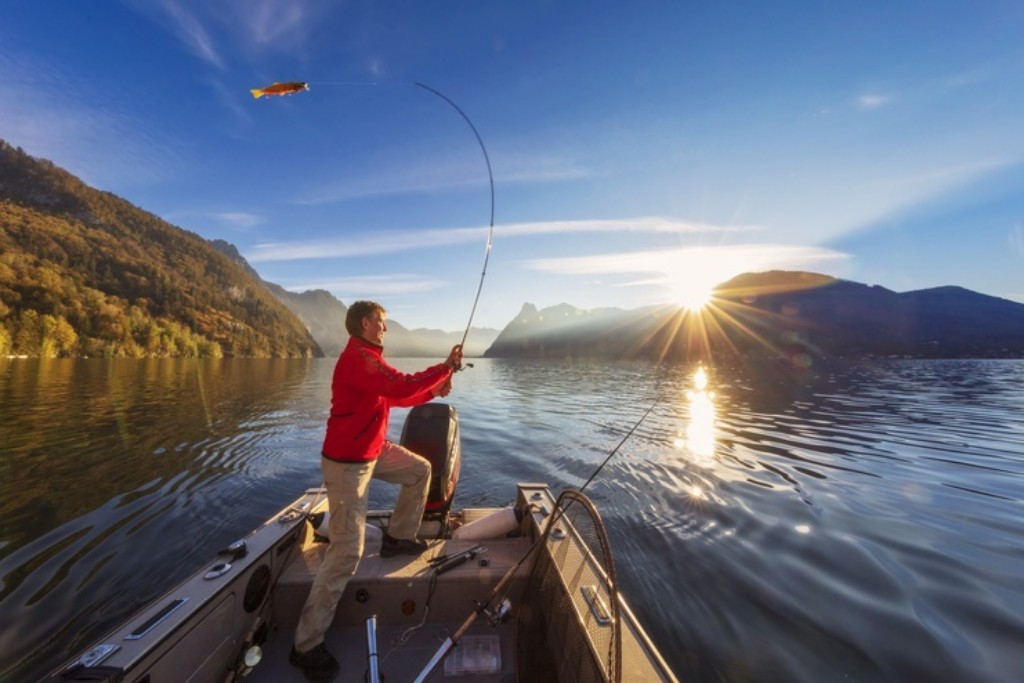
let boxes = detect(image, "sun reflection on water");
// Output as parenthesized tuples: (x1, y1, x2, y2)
(686, 483, 706, 500)
(674, 365, 719, 505)
(682, 365, 716, 465)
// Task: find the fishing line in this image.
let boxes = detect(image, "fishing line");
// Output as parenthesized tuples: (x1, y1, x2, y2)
(579, 395, 662, 493)
(411, 393, 664, 682)
(411, 82, 495, 353)
(310, 80, 496, 354)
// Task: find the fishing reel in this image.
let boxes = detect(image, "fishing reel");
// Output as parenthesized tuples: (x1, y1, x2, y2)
(477, 597, 512, 629)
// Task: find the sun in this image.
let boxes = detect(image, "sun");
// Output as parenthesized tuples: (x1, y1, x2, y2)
(667, 275, 713, 311)
(677, 285, 712, 311)
(641, 248, 734, 312)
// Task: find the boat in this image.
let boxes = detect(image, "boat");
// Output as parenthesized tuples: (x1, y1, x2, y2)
(48, 403, 678, 682)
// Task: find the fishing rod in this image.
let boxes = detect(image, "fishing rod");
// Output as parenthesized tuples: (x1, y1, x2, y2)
(412, 393, 664, 682)
(303, 80, 495, 355)
(579, 396, 662, 493)
(412, 82, 495, 355)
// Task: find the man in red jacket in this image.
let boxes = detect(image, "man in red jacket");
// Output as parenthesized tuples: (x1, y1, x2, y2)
(291, 300, 462, 681)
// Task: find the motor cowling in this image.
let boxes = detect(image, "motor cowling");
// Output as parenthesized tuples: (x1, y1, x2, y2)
(399, 403, 461, 518)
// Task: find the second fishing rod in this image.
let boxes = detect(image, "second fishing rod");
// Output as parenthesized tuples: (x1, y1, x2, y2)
(411, 390, 666, 682)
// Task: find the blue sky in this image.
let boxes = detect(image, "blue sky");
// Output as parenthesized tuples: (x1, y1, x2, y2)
(2, 1, 1022, 331)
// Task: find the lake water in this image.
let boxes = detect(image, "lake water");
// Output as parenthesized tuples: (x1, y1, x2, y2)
(1, 357, 1022, 682)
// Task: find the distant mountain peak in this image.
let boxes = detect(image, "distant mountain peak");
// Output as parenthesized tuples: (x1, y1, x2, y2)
(205, 235, 502, 358)
(487, 272, 1024, 361)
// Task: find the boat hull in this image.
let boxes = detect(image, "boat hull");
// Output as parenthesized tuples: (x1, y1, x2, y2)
(51, 484, 677, 682)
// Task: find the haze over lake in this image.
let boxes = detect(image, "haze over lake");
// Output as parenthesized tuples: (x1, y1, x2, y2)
(1, 357, 1022, 682)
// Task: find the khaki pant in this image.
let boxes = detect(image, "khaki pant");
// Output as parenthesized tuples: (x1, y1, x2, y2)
(294, 441, 431, 653)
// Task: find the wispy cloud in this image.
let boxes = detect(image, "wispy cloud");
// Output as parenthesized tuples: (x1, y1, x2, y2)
(211, 211, 263, 228)
(297, 148, 593, 205)
(126, 0, 326, 69)
(284, 274, 445, 296)
(245, 217, 761, 262)
(248, 227, 482, 262)
(944, 69, 993, 88)
(501, 217, 761, 237)
(1010, 222, 1024, 257)
(231, 0, 319, 51)
(0, 50, 187, 188)
(524, 244, 850, 285)
(498, 153, 594, 184)
(165, 210, 264, 230)
(836, 156, 1020, 241)
(207, 78, 253, 128)
(147, 0, 227, 69)
(858, 93, 892, 110)
(297, 163, 489, 205)
(878, 157, 1015, 194)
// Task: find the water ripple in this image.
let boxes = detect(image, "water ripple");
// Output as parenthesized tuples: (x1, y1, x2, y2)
(3, 358, 1024, 682)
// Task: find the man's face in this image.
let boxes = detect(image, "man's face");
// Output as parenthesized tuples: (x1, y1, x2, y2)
(361, 311, 387, 345)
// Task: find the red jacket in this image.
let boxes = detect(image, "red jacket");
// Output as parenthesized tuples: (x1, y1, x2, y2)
(322, 336, 452, 462)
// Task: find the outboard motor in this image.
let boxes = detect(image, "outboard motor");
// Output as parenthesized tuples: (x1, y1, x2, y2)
(399, 403, 461, 531)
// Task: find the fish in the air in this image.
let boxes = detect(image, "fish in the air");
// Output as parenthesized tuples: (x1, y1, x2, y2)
(250, 82, 310, 99)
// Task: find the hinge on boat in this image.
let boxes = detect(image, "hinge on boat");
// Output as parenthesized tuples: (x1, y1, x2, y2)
(581, 585, 612, 626)
(71, 643, 120, 668)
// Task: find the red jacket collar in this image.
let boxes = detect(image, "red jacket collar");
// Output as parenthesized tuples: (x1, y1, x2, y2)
(349, 335, 384, 353)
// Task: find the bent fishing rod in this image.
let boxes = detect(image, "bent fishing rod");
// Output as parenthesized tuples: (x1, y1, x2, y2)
(412, 83, 495, 355)
(306, 80, 495, 357)
(412, 392, 664, 683)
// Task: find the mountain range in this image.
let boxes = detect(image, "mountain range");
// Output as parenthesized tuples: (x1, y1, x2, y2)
(208, 239, 498, 358)
(487, 271, 1024, 361)
(2, 139, 1022, 361)
(0, 140, 494, 359)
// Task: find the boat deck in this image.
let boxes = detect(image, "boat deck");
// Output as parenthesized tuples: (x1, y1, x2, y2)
(251, 618, 517, 682)
(49, 485, 677, 682)
(248, 511, 532, 682)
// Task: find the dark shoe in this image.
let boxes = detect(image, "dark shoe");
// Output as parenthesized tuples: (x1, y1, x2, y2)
(289, 643, 339, 682)
(380, 532, 428, 557)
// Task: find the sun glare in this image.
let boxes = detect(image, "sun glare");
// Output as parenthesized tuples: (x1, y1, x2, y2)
(671, 281, 712, 311)
(665, 271, 715, 311)
(679, 286, 712, 311)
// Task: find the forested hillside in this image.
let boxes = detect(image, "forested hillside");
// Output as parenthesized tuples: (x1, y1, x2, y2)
(0, 140, 321, 358)
(210, 238, 499, 358)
